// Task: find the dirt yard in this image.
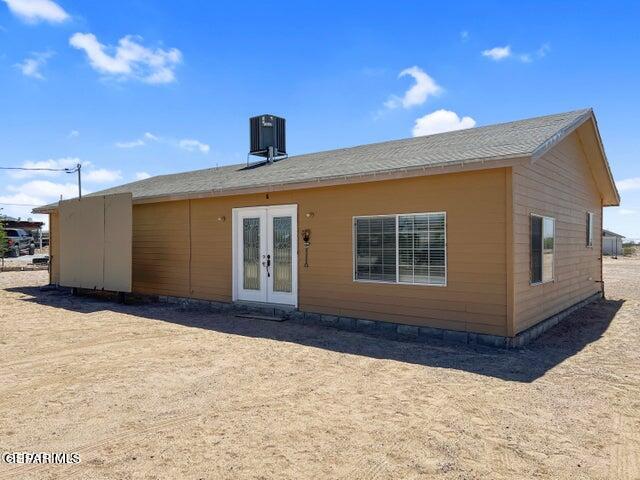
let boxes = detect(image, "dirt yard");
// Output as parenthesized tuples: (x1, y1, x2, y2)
(0, 258, 638, 479)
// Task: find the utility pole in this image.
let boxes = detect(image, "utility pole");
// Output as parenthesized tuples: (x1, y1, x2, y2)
(77, 163, 82, 199)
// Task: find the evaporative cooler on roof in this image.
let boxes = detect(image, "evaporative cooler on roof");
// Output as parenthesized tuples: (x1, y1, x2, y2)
(249, 114, 286, 159)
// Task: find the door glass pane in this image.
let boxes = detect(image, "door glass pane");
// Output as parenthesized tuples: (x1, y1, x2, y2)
(243, 217, 260, 290)
(272, 216, 292, 293)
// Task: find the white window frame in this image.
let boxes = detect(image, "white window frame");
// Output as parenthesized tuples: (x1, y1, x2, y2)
(586, 211, 594, 247)
(530, 213, 555, 286)
(352, 212, 447, 287)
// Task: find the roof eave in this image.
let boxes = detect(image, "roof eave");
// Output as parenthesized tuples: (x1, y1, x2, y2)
(32, 154, 528, 211)
(531, 109, 620, 207)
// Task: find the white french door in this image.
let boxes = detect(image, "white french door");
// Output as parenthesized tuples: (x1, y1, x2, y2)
(233, 205, 298, 306)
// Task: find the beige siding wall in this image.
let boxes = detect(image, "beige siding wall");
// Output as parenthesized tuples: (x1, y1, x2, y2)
(130, 169, 509, 335)
(132, 201, 191, 297)
(50, 212, 60, 284)
(512, 132, 602, 334)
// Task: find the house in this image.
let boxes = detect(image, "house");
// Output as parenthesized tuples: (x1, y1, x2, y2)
(602, 229, 625, 256)
(34, 108, 620, 346)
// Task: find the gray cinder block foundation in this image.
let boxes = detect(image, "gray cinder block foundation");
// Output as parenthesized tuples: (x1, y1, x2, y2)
(151, 291, 601, 349)
(291, 292, 602, 349)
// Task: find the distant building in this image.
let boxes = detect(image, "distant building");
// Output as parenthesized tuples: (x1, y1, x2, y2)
(1, 216, 47, 246)
(602, 229, 625, 256)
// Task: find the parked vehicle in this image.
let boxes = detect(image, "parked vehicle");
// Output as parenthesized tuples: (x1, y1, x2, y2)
(3, 228, 36, 257)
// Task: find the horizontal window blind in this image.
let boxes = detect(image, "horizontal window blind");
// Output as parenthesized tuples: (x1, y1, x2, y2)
(354, 212, 446, 286)
(355, 216, 397, 282)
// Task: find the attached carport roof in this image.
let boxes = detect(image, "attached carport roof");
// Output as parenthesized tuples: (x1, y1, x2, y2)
(34, 108, 620, 213)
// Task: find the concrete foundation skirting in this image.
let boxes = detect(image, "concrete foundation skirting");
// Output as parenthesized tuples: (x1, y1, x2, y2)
(155, 295, 294, 319)
(154, 292, 602, 349)
(290, 292, 602, 348)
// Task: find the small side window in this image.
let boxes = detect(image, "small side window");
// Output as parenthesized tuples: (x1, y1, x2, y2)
(586, 212, 594, 247)
(530, 214, 555, 284)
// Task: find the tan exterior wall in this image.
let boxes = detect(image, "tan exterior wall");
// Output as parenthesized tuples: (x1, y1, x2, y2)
(512, 132, 602, 334)
(131, 169, 509, 335)
(50, 212, 60, 284)
(57, 194, 132, 291)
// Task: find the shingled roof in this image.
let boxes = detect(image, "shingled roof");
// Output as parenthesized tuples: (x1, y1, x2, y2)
(35, 108, 613, 211)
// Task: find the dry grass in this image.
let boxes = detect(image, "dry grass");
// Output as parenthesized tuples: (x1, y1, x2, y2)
(0, 259, 638, 479)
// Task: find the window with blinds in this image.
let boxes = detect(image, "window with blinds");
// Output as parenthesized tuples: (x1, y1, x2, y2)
(586, 211, 594, 247)
(530, 214, 555, 284)
(354, 212, 446, 286)
(355, 216, 397, 282)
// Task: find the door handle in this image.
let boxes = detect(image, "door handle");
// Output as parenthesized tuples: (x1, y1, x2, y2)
(263, 254, 271, 277)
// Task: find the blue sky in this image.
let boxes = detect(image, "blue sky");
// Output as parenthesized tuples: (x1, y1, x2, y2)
(1, 0, 639, 236)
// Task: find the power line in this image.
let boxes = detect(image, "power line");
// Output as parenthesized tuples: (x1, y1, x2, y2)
(0, 163, 82, 199)
(0, 166, 80, 172)
(0, 202, 42, 207)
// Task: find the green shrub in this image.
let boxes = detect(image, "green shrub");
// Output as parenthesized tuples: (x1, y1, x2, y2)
(623, 245, 636, 257)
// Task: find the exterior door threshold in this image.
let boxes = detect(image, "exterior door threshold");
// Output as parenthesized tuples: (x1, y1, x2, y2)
(235, 313, 286, 322)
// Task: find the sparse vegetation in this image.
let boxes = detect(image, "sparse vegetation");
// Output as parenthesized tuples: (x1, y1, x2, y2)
(623, 244, 637, 257)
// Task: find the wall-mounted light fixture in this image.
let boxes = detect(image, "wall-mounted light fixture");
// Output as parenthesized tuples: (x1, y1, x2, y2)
(217, 216, 226, 222)
(305, 212, 315, 218)
(302, 229, 311, 267)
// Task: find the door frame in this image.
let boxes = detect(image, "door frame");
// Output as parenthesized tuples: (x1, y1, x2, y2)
(232, 204, 298, 307)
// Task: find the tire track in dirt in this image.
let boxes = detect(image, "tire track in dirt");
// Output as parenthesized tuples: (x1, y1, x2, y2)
(0, 349, 172, 409)
(2, 332, 193, 370)
(338, 385, 462, 480)
(0, 412, 203, 479)
(608, 412, 640, 480)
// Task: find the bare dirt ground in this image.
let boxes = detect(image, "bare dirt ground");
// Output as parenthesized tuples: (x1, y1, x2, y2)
(1, 246, 49, 270)
(0, 258, 638, 479)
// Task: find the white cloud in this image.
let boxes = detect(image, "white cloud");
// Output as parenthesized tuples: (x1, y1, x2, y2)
(616, 177, 640, 192)
(7, 180, 81, 200)
(115, 132, 158, 148)
(0, 192, 43, 207)
(135, 172, 151, 180)
(2, 0, 69, 24)
(83, 168, 121, 183)
(115, 139, 145, 149)
(0, 180, 83, 226)
(68, 129, 79, 138)
(69, 33, 182, 84)
(5, 158, 118, 185)
(412, 109, 476, 137)
(15, 50, 53, 80)
(179, 139, 210, 153)
(482, 44, 550, 63)
(115, 132, 208, 153)
(384, 66, 442, 110)
(482, 46, 512, 61)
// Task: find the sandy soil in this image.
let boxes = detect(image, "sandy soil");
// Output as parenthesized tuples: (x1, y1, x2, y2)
(1, 247, 49, 270)
(0, 259, 638, 479)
